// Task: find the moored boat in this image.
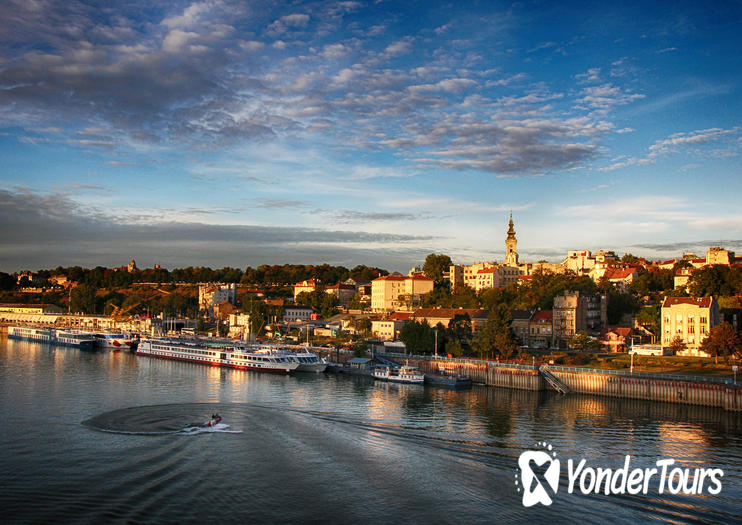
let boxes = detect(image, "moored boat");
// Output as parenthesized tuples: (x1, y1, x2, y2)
(92, 332, 138, 351)
(373, 363, 425, 384)
(424, 368, 473, 389)
(54, 330, 97, 351)
(137, 338, 299, 374)
(8, 325, 55, 343)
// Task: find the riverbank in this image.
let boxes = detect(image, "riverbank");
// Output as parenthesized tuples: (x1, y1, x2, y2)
(378, 352, 742, 412)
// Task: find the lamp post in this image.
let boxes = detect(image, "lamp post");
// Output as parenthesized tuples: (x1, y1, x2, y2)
(434, 329, 438, 359)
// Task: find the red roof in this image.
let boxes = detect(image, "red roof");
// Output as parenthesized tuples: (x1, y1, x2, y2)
(294, 279, 319, 287)
(389, 311, 413, 321)
(326, 283, 355, 290)
(477, 267, 495, 274)
(408, 274, 433, 281)
(373, 274, 405, 281)
(600, 326, 634, 339)
(519, 275, 534, 280)
(605, 268, 637, 280)
(531, 310, 553, 322)
(662, 297, 713, 308)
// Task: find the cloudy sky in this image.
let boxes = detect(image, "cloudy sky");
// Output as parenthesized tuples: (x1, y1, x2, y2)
(1, 0, 741, 272)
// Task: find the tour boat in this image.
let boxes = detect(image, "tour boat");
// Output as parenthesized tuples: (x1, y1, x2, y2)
(288, 350, 328, 373)
(373, 364, 425, 384)
(137, 338, 299, 374)
(8, 325, 96, 350)
(7, 325, 55, 343)
(92, 332, 138, 351)
(250, 345, 328, 373)
(54, 330, 97, 351)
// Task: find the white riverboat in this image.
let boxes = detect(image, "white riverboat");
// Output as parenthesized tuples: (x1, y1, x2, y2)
(7, 325, 55, 343)
(92, 332, 138, 351)
(288, 350, 327, 373)
(8, 325, 96, 350)
(137, 338, 300, 374)
(250, 345, 327, 373)
(54, 330, 97, 351)
(373, 364, 425, 384)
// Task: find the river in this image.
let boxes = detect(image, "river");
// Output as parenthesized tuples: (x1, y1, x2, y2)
(1, 338, 740, 524)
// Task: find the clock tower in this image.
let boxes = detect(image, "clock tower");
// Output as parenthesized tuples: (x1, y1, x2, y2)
(505, 212, 518, 266)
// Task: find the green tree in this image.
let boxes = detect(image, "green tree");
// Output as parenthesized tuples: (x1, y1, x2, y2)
(399, 320, 435, 355)
(606, 290, 640, 325)
(621, 253, 639, 264)
(471, 304, 516, 359)
(699, 322, 742, 361)
(668, 336, 686, 355)
(422, 253, 452, 283)
(569, 330, 601, 352)
(69, 284, 97, 314)
(353, 340, 369, 357)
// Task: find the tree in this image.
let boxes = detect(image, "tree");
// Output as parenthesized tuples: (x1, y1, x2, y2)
(399, 320, 435, 355)
(422, 253, 452, 283)
(353, 340, 369, 357)
(699, 322, 742, 361)
(668, 336, 686, 355)
(69, 284, 97, 314)
(569, 330, 601, 353)
(621, 253, 639, 264)
(471, 304, 517, 359)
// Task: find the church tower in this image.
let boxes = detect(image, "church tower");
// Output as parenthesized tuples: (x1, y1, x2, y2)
(505, 212, 518, 266)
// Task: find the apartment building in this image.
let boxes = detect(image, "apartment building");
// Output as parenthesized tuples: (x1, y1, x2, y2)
(552, 291, 607, 343)
(661, 296, 720, 357)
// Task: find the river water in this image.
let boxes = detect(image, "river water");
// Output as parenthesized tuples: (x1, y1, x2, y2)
(1, 338, 741, 524)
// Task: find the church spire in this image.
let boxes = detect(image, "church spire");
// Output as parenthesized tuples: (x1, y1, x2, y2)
(507, 210, 515, 238)
(505, 211, 518, 266)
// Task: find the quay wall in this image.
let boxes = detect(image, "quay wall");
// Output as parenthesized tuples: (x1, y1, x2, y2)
(381, 353, 742, 412)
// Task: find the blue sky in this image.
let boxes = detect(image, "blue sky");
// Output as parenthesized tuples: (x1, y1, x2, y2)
(1, 0, 741, 272)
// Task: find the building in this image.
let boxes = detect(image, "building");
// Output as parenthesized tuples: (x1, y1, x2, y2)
(705, 247, 735, 266)
(371, 273, 434, 312)
(198, 283, 237, 315)
(0, 303, 64, 315)
(562, 250, 596, 275)
(552, 291, 607, 344)
(529, 310, 553, 349)
(505, 211, 519, 267)
(510, 310, 533, 345)
(324, 283, 357, 307)
(602, 267, 639, 290)
(283, 305, 316, 323)
(674, 267, 694, 291)
(293, 279, 320, 300)
(599, 326, 650, 353)
(409, 308, 489, 333)
(661, 297, 720, 357)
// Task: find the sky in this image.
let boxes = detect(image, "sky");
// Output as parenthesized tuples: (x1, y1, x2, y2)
(1, 0, 741, 273)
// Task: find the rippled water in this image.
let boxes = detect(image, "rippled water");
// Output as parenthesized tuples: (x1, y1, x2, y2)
(1, 338, 741, 524)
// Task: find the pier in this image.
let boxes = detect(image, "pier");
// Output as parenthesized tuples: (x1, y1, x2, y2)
(380, 353, 742, 412)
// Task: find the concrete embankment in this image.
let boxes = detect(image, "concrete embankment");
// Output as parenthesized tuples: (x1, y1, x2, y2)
(385, 354, 742, 412)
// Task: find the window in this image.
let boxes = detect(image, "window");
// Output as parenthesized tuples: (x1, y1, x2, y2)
(688, 325, 694, 334)
(700, 317, 707, 324)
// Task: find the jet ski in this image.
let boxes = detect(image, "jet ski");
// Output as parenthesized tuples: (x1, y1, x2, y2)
(205, 413, 222, 427)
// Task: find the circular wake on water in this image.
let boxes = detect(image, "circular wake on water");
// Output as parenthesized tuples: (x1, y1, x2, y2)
(82, 403, 243, 435)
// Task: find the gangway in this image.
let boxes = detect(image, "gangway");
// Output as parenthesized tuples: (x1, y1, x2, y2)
(375, 354, 401, 368)
(539, 365, 570, 394)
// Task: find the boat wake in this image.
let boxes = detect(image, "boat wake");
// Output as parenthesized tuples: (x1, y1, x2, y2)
(82, 403, 243, 436)
(180, 423, 242, 435)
